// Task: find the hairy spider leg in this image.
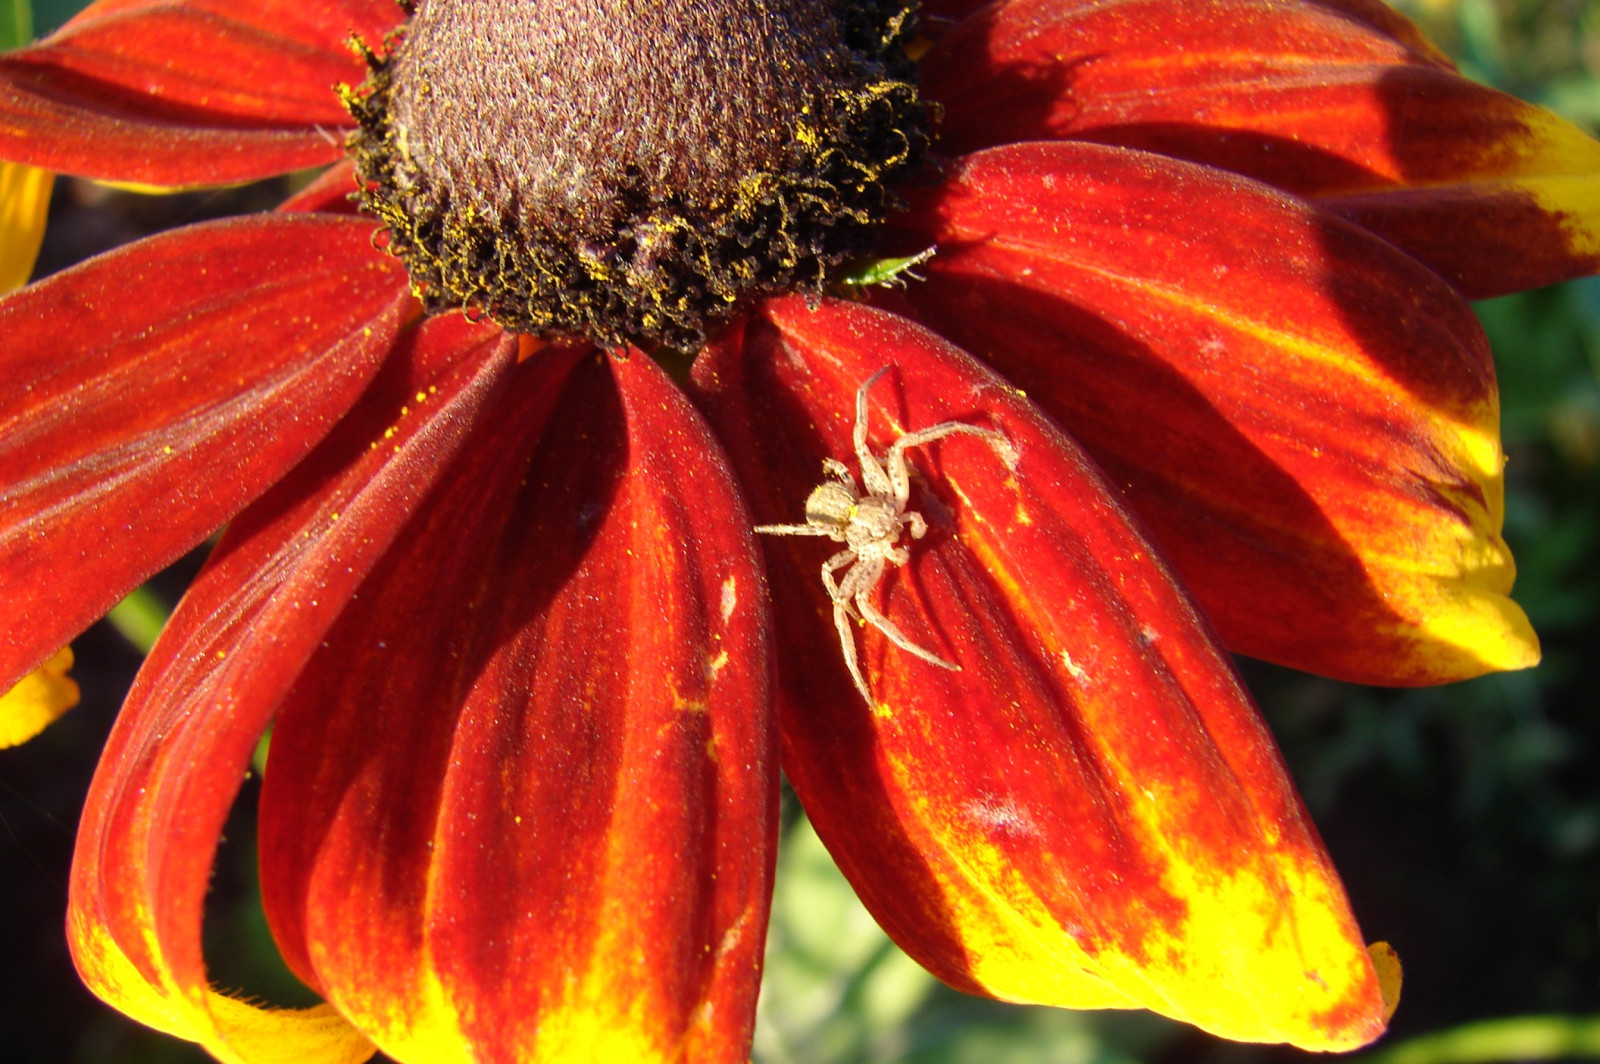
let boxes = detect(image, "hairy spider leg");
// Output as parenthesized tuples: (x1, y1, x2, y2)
(822, 548, 862, 619)
(752, 521, 836, 536)
(884, 421, 1013, 511)
(837, 551, 960, 681)
(854, 367, 897, 499)
(855, 593, 960, 672)
(830, 574, 955, 705)
(833, 600, 871, 702)
(855, 367, 1011, 510)
(822, 457, 856, 490)
(834, 551, 883, 607)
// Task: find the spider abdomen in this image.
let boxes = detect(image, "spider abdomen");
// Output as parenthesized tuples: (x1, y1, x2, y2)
(804, 481, 858, 535)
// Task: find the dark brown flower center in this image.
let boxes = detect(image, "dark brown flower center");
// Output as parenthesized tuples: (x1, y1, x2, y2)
(344, 0, 927, 351)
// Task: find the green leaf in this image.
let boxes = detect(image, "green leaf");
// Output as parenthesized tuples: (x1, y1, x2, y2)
(1, 0, 31, 51)
(106, 586, 171, 655)
(1361, 1015, 1600, 1064)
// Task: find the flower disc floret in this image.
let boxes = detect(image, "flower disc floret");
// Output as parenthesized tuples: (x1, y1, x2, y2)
(345, 0, 929, 351)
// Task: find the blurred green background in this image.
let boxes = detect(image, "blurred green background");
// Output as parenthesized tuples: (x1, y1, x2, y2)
(1, 0, 1597, 1061)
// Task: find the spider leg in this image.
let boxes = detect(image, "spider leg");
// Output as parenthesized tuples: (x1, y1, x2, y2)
(854, 368, 896, 499)
(822, 549, 859, 616)
(859, 454, 894, 501)
(857, 593, 960, 671)
(835, 552, 882, 603)
(885, 422, 1012, 509)
(904, 512, 927, 540)
(835, 600, 873, 702)
(854, 367, 892, 466)
(753, 523, 837, 536)
(822, 457, 856, 492)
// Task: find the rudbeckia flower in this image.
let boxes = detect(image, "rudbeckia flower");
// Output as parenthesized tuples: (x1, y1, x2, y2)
(1, 0, 1595, 1061)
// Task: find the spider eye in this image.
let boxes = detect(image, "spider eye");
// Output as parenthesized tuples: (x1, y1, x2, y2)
(804, 481, 855, 527)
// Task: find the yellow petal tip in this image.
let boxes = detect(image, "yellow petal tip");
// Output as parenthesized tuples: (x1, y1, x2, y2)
(0, 162, 54, 292)
(0, 647, 79, 748)
(1409, 585, 1541, 681)
(1368, 942, 1403, 1025)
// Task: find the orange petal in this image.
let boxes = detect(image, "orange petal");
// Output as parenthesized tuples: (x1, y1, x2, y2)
(258, 350, 775, 1064)
(1314, 77, 1600, 298)
(0, 0, 400, 184)
(692, 297, 1388, 1049)
(0, 214, 412, 695)
(278, 160, 361, 214)
(68, 316, 519, 1064)
(923, 0, 1451, 159)
(922, 0, 1600, 297)
(890, 140, 1537, 685)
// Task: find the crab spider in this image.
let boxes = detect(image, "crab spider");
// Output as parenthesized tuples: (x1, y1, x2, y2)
(755, 367, 1013, 703)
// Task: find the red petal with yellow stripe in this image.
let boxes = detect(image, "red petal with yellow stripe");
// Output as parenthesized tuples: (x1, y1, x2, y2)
(690, 297, 1388, 1050)
(0, 213, 410, 696)
(68, 316, 521, 1064)
(889, 141, 1536, 685)
(258, 350, 775, 1064)
(0, 0, 399, 184)
(922, 0, 1600, 297)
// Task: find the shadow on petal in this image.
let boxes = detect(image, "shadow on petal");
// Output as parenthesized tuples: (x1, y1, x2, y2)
(68, 314, 520, 1064)
(921, 0, 1600, 296)
(692, 297, 1389, 1050)
(260, 349, 776, 1064)
(887, 141, 1536, 685)
(0, 213, 412, 694)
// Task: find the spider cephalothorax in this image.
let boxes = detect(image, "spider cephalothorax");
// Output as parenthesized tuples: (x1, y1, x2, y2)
(757, 367, 1014, 702)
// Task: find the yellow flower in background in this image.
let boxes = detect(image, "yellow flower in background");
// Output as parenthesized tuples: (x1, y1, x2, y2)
(0, 645, 77, 748)
(0, 155, 50, 291)
(0, 0, 69, 746)
(0, 150, 66, 744)
(0, 0, 49, 291)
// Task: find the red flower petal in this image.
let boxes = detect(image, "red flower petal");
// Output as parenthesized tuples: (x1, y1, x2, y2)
(1313, 77, 1600, 298)
(890, 141, 1537, 685)
(922, 0, 1600, 297)
(1308, 0, 1456, 61)
(258, 350, 775, 1063)
(922, 0, 1444, 160)
(278, 160, 360, 214)
(68, 316, 520, 1064)
(691, 297, 1388, 1050)
(0, 213, 411, 695)
(0, 0, 399, 184)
